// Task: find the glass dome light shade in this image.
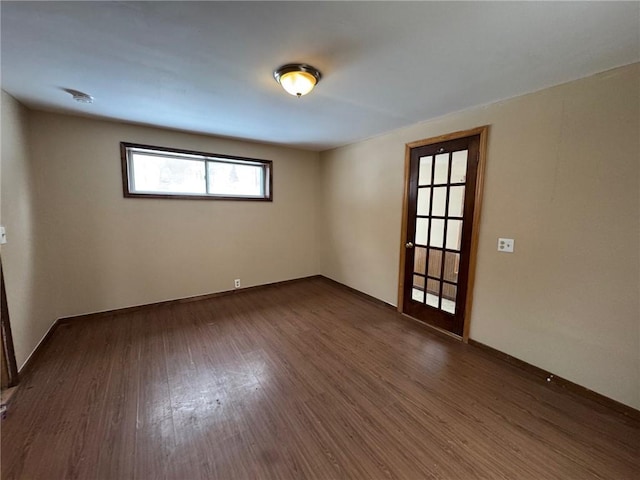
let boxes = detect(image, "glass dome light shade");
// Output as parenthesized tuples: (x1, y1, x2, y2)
(279, 71, 316, 97)
(274, 64, 322, 97)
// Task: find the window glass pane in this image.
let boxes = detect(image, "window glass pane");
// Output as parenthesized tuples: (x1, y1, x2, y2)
(432, 187, 447, 217)
(417, 188, 431, 216)
(429, 219, 444, 248)
(451, 150, 467, 183)
(446, 219, 463, 250)
(131, 154, 206, 194)
(208, 162, 264, 197)
(418, 156, 433, 186)
(434, 154, 449, 184)
(448, 186, 465, 217)
(415, 218, 429, 246)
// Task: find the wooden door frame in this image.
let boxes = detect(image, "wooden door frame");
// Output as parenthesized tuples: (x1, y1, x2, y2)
(1, 256, 19, 388)
(397, 126, 489, 342)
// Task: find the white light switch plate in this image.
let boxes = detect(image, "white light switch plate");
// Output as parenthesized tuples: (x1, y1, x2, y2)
(0, 226, 6, 245)
(498, 237, 514, 253)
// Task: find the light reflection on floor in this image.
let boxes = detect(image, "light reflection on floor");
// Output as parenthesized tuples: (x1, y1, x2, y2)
(167, 356, 270, 435)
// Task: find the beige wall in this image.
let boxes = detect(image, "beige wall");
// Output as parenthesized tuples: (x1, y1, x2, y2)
(16, 112, 319, 357)
(319, 63, 640, 409)
(1, 92, 55, 368)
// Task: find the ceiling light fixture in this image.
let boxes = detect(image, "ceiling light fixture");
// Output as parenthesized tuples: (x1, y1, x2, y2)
(273, 63, 322, 98)
(64, 88, 94, 104)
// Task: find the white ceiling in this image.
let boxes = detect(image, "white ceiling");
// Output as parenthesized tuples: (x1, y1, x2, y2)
(2, 1, 638, 151)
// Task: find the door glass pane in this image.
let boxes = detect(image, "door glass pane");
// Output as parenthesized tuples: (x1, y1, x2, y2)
(412, 275, 425, 302)
(418, 156, 433, 186)
(426, 293, 439, 308)
(442, 284, 457, 314)
(446, 219, 462, 250)
(451, 150, 467, 183)
(429, 219, 444, 248)
(415, 218, 429, 246)
(417, 188, 431, 216)
(448, 186, 465, 217)
(434, 154, 449, 184)
(414, 247, 427, 275)
(426, 279, 440, 307)
(431, 187, 447, 217)
(427, 249, 442, 278)
(413, 275, 425, 290)
(443, 252, 460, 283)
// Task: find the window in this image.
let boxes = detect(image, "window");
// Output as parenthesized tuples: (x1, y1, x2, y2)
(120, 142, 272, 201)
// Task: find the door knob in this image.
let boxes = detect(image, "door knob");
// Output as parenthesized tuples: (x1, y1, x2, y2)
(405, 242, 414, 249)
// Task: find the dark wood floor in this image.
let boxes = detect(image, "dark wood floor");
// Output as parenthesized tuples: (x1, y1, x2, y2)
(2, 277, 638, 479)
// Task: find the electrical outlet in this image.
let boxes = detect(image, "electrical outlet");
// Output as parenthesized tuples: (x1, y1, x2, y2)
(0, 226, 6, 245)
(498, 237, 514, 253)
(234, 279, 241, 289)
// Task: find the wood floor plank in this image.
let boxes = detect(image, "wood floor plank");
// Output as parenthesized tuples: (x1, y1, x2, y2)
(2, 277, 638, 479)
(94, 313, 141, 480)
(135, 309, 180, 480)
